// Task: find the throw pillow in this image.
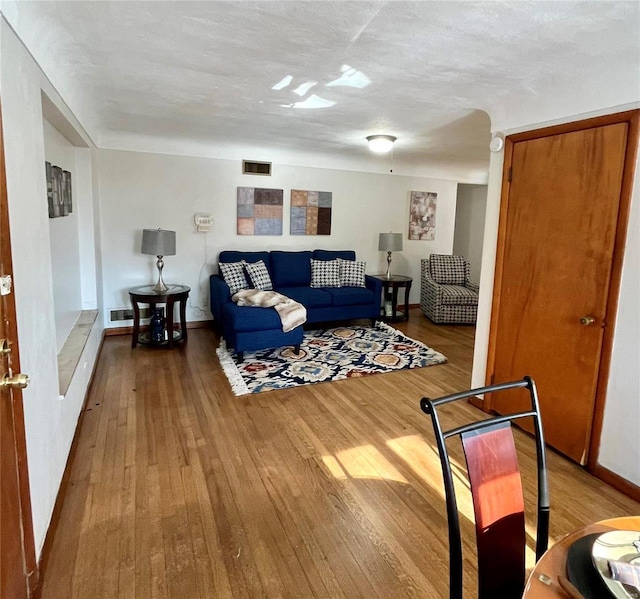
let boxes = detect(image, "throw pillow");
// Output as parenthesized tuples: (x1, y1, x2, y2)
(245, 260, 273, 290)
(219, 261, 250, 294)
(339, 259, 366, 287)
(310, 258, 341, 288)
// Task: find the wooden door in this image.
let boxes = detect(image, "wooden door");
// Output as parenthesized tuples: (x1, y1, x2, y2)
(488, 114, 637, 464)
(0, 102, 37, 597)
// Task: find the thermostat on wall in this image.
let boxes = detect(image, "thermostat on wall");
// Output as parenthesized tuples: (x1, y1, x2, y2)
(194, 212, 213, 232)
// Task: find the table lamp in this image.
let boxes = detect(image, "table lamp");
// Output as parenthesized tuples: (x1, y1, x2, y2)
(378, 232, 403, 279)
(141, 228, 176, 292)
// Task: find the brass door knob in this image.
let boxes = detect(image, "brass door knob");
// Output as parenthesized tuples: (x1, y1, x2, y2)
(1, 373, 29, 389)
(580, 316, 596, 326)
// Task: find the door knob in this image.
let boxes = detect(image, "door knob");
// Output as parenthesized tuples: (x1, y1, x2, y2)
(1, 373, 29, 389)
(580, 316, 596, 326)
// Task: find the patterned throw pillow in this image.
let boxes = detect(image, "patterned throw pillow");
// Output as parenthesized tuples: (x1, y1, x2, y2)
(339, 259, 366, 287)
(245, 260, 273, 290)
(310, 259, 341, 288)
(219, 261, 250, 294)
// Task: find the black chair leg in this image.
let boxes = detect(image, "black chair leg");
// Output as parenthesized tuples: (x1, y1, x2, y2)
(235, 352, 244, 363)
(294, 344, 301, 355)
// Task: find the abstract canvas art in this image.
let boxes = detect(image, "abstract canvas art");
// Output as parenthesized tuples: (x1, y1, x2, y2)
(290, 189, 332, 235)
(237, 187, 284, 235)
(46, 161, 73, 218)
(409, 191, 437, 240)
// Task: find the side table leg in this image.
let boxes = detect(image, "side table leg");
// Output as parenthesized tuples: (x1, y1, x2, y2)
(180, 296, 188, 342)
(392, 285, 399, 321)
(404, 282, 412, 321)
(167, 298, 175, 348)
(131, 300, 140, 348)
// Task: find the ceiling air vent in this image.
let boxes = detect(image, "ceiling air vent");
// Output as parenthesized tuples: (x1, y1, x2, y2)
(242, 160, 272, 176)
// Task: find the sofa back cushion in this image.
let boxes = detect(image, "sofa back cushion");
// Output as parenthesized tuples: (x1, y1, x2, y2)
(429, 254, 469, 285)
(313, 249, 356, 261)
(270, 251, 312, 287)
(219, 251, 271, 270)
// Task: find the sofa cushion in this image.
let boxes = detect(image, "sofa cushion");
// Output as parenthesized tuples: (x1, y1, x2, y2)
(219, 261, 250, 294)
(277, 286, 333, 308)
(245, 260, 273, 290)
(310, 259, 341, 288)
(270, 251, 312, 287)
(326, 287, 375, 307)
(219, 251, 271, 269)
(429, 254, 467, 285)
(339, 259, 366, 287)
(440, 284, 479, 306)
(222, 302, 283, 331)
(313, 249, 356, 261)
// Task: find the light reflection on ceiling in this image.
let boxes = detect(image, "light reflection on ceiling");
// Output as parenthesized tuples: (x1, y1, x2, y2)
(273, 64, 371, 110)
(326, 65, 371, 89)
(281, 94, 337, 109)
(293, 81, 317, 96)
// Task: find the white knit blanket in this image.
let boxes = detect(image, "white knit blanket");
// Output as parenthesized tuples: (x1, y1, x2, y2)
(231, 289, 307, 333)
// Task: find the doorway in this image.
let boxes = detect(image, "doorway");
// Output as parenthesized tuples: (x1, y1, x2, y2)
(485, 111, 639, 465)
(0, 101, 38, 597)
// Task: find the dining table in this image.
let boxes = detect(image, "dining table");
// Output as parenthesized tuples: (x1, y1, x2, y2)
(522, 515, 640, 598)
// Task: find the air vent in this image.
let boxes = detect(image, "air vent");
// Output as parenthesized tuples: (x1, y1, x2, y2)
(242, 160, 272, 176)
(110, 307, 157, 322)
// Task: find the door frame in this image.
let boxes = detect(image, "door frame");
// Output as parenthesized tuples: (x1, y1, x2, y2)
(0, 100, 39, 595)
(484, 109, 639, 472)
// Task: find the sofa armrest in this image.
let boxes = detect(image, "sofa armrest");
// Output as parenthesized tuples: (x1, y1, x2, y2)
(210, 275, 231, 327)
(365, 275, 383, 315)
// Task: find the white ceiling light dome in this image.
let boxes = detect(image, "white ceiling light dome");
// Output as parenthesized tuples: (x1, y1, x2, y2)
(366, 135, 397, 153)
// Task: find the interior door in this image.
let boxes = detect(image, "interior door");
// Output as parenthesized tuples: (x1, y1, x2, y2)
(488, 120, 631, 464)
(0, 101, 37, 597)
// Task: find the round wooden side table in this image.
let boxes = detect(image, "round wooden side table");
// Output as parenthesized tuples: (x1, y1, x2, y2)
(371, 274, 413, 322)
(128, 284, 190, 348)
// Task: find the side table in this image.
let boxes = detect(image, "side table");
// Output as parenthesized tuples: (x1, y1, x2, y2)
(128, 284, 190, 348)
(371, 274, 413, 322)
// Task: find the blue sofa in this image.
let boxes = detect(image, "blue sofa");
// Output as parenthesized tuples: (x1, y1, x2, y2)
(210, 250, 382, 360)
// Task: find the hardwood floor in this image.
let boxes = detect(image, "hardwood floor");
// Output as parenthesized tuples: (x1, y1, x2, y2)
(39, 309, 639, 598)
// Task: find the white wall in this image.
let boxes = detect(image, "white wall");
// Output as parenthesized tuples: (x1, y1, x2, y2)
(599, 161, 640, 485)
(43, 119, 83, 353)
(1, 19, 104, 556)
(453, 184, 487, 284)
(97, 149, 461, 325)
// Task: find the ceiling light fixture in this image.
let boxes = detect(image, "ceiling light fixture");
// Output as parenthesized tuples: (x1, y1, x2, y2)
(366, 134, 397, 154)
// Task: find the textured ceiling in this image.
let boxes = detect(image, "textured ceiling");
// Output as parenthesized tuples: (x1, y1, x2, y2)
(3, 1, 639, 176)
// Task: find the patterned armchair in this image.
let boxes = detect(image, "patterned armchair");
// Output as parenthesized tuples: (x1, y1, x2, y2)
(420, 255, 479, 324)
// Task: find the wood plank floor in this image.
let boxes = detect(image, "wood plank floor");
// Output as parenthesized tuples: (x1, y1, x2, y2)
(39, 309, 640, 598)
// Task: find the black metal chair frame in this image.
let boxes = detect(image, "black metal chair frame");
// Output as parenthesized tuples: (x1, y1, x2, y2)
(420, 376, 550, 599)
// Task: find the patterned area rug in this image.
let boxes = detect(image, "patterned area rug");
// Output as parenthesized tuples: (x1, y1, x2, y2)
(217, 322, 447, 396)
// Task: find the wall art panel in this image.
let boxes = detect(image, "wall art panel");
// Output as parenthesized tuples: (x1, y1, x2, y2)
(290, 189, 332, 235)
(237, 187, 283, 235)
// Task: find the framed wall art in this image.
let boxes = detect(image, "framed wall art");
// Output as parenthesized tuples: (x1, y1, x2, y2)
(290, 189, 332, 235)
(46, 161, 73, 218)
(237, 187, 283, 235)
(408, 191, 437, 240)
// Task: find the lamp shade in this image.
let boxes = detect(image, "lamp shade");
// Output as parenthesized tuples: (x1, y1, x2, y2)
(378, 232, 403, 252)
(141, 229, 176, 256)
